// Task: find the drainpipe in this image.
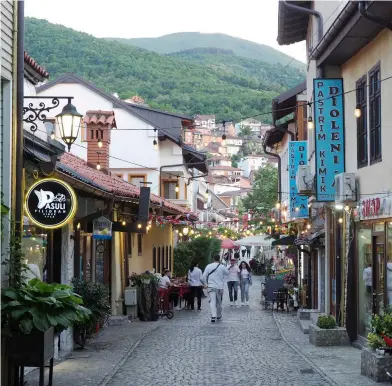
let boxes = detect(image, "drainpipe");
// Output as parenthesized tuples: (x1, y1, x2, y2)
(283, 1, 323, 44)
(297, 246, 312, 309)
(15, 1, 24, 239)
(359, 1, 392, 31)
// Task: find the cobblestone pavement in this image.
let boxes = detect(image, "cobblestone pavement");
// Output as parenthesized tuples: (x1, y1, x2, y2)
(106, 278, 332, 386)
(274, 312, 377, 386)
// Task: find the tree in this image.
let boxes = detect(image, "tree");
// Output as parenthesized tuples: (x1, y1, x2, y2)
(238, 125, 253, 138)
(231, 154, 241, 168)
(241, 164, 278, 217)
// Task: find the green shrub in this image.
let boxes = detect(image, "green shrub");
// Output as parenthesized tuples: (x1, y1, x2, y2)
(316, 315, 336, 329)
(367, 333, 385, 349)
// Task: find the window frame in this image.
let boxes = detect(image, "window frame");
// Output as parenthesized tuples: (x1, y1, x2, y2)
(128, 174, 147, 186)
(356, 74, 368, 168)
(162, 179, 179, 200)
(369, 62, 381, 164)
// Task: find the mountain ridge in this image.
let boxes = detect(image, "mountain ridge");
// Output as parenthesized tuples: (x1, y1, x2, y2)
(25, 18, 305, 122)
(106, 31, 305, 70)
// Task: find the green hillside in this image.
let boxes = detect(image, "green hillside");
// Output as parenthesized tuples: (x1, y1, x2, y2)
(25, 18, 305, 122)
(108, 32, 305, 70)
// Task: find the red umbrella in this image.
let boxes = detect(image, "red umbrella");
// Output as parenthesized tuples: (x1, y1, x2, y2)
(221, 238, 236, 249)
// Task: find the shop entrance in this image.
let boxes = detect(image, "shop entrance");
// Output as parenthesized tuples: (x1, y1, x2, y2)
(372, 234, 385, 315)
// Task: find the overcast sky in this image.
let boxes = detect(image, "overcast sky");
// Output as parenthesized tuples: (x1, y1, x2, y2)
(25, 0, 306, 63)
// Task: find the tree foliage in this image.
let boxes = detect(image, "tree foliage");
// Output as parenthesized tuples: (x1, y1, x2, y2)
(241, 165, 278, 217)
(25, 18, 305, 122)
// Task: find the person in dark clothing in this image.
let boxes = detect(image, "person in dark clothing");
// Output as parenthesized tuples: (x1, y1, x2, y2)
(246, 246, 251, 258)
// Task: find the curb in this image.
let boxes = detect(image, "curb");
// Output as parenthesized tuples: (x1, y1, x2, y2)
(98, 321, 162, 386)
(272, 311, 339, 386)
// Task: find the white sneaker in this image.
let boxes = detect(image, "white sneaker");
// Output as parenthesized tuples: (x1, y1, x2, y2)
(234, 301, 238, 306)
(230, 301, 233, 306)
(241, 302, 245, 306)
(245, 301, 248, 306)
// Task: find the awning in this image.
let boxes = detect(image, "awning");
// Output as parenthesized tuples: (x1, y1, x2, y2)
(271, 235, 296, 246)
(272, 82, 306, 122)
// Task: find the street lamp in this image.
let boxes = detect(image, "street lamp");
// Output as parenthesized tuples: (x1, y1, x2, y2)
(55, 99, 83, 151)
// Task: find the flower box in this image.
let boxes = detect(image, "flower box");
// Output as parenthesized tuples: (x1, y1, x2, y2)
(361, 347, 392, 382)
(309, 324, 349, 347)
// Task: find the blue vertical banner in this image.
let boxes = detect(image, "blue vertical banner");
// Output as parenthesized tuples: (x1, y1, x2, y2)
(313, 79, 345, 201)
(288, 141, 308, 219)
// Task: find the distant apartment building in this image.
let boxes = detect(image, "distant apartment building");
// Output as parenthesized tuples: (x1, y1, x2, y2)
(238, 155, 269, 178)
(194, 114, 216, 130)
(236, 118, 273, 138)
(207, 156, 232, 168)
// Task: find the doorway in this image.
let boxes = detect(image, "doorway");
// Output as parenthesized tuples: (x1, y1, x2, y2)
(372, 235, 385, 315)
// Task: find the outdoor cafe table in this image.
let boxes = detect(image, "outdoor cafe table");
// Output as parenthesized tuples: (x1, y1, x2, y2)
(172, 284, 191, 308)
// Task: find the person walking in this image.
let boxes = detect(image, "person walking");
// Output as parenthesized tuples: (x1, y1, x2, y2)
(227, 258, 240, 306)
(239, 261, 252, 306)
(188, 261, 203, 311)
(202, 254, 229, 323)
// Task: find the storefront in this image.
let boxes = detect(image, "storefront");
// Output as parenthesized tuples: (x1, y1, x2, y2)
(356, 194, 392, 341)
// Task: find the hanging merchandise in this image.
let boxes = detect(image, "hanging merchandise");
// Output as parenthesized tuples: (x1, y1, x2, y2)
(93, 216, 113, 240)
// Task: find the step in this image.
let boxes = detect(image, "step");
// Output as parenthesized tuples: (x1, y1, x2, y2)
(107, 316, 129, 326)
(298, 319, 311, 334)
(297, 309, 320, 320)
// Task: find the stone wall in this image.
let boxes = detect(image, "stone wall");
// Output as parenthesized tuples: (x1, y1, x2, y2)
(361, 347, 392, 383)
(309, 324, 350, 346)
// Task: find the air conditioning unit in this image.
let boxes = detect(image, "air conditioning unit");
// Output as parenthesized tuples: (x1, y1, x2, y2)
(296, 165, 313, 195)
(334, 173, 356, 204)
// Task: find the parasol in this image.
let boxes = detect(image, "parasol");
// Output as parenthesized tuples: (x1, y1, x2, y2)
(221, 238, 237, 249)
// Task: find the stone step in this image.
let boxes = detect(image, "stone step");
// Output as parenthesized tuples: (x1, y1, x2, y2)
(298, 319, 311, 334)
(107, 316, 129, 326)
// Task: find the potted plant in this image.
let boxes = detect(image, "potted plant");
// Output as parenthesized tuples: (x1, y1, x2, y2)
(361, 310, 392, 382)
(283, 271, 296, 288)
(71, 278, 111, 346)
(309, 315, 349, 347)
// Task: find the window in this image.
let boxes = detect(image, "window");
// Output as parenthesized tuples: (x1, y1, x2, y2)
(163, 180, 178, 199)
(137, 234, 143, 256)
(356, 75, 368, 167)
(129, 174, 146, 186)
(369, 63, 381, 163)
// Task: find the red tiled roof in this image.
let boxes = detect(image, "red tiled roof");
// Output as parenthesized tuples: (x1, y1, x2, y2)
(24, 52, 49, 79)
(83, 110, 117, 127)
(58, 152, 197, 219)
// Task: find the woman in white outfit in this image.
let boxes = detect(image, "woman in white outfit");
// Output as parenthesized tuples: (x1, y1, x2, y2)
(239, 261, 252, 306)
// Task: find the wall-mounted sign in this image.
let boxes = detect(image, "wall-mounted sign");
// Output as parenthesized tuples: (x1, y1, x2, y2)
(359, 194, 392, 220)
(93, 216, 112, 240)
(25, 178, 77, 229)
(313, 79, 345, 202)
(288, 141, 308, 219)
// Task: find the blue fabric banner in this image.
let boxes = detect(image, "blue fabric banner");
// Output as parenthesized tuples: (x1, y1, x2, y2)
(288, 141, 308, 219)
(313, 78, 345, 201)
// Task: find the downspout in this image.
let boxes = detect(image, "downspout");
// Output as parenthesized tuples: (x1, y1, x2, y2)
(14, 1, 24, 239)
(283, 1, 323, 44)
(359, 1, 392, 31)
(297, 246, 312, 309)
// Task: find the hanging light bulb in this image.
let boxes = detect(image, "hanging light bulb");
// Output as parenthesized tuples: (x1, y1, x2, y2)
(190, 229, 195, 235)
(122, 220, 126, 226)
(204, 189, 209, 199)
(221, 133, 227, 146)
(175, 185, 180, 193)
(50, 130, 55, 140)
(354, 104, 361, 118)
(96, 163, 101, 170)
(307, 116, 314, 130)
(153, 139, 158, 151)
(98, 139, 103, 148)
(307, 224, 311, 229)
(338, 217, 343, 224)
(272, 218, 276, 223)
(276, 202, 281, 209)
(137, 223, 142, 229)
(76, 222, 81, 230)
(259, 221, 263, 225)
(179, 232, 183, 237)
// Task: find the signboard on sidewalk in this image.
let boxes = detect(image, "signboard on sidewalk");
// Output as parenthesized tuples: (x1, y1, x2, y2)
(313, 79, 345, 202)
(25, 178, 77, 229)
(288, 141, 308, 219)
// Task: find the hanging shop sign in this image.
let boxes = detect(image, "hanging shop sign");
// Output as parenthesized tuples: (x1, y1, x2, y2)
(93, 216, 113, 240)
(25, 178, 77, 229)
(288, 141, 308, 219)
(359, 194, 392, 220)
(313, 79, 345, 202)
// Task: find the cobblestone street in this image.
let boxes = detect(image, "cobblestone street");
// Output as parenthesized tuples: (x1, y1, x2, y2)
(25, 276, 377, 386)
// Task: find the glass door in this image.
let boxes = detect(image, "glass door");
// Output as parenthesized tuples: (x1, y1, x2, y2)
(373, 235, 385, 314)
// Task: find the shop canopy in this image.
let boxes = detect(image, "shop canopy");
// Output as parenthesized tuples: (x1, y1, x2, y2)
(235, 235, 274, 247)
(271, 235, 296, 247)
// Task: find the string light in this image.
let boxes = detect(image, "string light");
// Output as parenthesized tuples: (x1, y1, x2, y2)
(96, 163, 101, 170)
(121, 220, 126, 226)
(76, 222, 81, 230)
(354, 104, 361, 118)
(137, 223, 142, 229)
(153, 139, 158, 151)
(175, 185, 180, 193)
(50, 130, 55, 140)
(339, 217, 343, 224)
(275, 202, 281, 209)
(307, 116, 314, 130)
(98, 139, 103, 148)
(221, 133, 226, 146)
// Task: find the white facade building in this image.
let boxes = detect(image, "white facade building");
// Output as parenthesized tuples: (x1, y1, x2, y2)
(238, 156, 269, 178)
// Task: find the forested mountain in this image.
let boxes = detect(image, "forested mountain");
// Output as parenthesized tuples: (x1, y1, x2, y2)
(25, 18, 305, 122)
(107, 32, 306, 70)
